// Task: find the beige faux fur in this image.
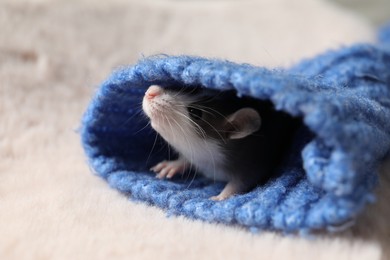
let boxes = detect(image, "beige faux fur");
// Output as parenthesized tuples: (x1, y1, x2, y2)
(1, 0, 389, 259)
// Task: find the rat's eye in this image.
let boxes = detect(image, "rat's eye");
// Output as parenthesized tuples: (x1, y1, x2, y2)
(188, 107, 203, 120)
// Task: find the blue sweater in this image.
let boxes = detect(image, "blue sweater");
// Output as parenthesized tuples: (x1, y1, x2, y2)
(81, 24, 390, 233)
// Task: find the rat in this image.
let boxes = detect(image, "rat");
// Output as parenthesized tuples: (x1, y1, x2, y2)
(142, 84, 297, 201)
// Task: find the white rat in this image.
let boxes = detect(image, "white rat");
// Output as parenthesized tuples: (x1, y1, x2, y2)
(142, 85, 296, 200)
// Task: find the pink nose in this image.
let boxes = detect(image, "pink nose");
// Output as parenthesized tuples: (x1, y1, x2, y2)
(145, 85, 162, 99)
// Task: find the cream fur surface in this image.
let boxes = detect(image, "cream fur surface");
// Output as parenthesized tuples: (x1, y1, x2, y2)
(1, 0, 389, 259)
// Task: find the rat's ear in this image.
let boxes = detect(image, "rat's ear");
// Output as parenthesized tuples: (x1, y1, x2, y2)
(225, 108, 261, 139)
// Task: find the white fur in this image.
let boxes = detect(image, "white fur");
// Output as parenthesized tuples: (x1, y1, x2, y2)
(143, 87, 229, 181)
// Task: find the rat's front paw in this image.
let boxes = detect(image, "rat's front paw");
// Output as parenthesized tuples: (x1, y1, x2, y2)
(151, 159, 188, 179)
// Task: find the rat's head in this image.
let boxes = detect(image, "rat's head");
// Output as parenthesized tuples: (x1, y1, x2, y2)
(142, 85, 261, 144)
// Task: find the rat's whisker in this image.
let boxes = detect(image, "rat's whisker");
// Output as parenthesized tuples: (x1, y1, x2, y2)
(145, 131, 159, 169)
(133, 121, 151, 135)
(170, 116, 196, 180)
(202, 138, 217, 183)
(192, 104, 232, 122)
(172, 109, 207, 140)
(122, 109, 144, 126)
(196, 116, 228, 144)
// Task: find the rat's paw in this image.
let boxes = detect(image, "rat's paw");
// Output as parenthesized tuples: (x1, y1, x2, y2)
(210, 181, 242, 201)
(210, 194, 231, 201)
(151, 159, 188, 179)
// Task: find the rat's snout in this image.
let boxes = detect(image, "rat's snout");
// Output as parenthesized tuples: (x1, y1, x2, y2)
(145, 85, 163, 100)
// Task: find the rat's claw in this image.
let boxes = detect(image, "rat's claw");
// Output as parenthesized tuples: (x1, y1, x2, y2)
(159, 167, 170, 178)
(156, 171, 166, 179)
(150, 161, 167, 172)
(210, 194, 229, 201)
(166, 168, 178, 179)
(210, 181, 241, 201)
(151, 159, 188, 179)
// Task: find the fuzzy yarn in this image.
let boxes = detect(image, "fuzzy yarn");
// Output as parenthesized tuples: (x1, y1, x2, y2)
(81, 25, 390, 233)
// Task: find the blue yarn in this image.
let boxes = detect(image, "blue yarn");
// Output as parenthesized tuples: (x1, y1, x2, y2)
(81, 25, 390, 232)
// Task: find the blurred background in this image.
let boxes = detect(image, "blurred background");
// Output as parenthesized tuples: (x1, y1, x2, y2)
(332, 0, 389, 25)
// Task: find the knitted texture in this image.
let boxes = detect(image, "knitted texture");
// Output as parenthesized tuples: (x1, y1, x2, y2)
(81, 25, 390, 233)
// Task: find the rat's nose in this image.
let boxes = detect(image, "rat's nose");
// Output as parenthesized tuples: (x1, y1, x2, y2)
(145, 85, 162, 99)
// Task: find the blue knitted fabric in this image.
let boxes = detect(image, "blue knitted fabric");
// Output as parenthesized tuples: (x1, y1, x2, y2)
(81, 25, 390, 233)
